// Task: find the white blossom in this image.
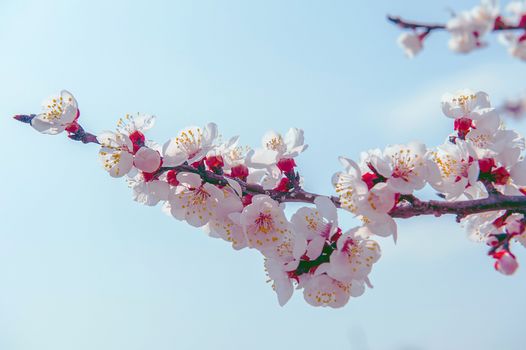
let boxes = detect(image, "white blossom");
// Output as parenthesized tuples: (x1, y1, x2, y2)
(506, 0, 526, 20)
(397, 32, 423, 58)
(210, 136, 249, 170)
(162, 123, 218, 166)
(446, 0, 498, 53)
(332, 157, 368, 213)
(428, 140, 480, 200)
(31, 90, 78, 134)
(371, 142, 429, 194)
(327, 226, 381, 283)
(265, 258, 295, 306)
(499, 33, 526, 61)
(169, 172, 224, 227)
(462, 211, 504, 242)
(97, 131, 134, 178)
(302, 273, 364, 308)
(206, 188, 247, 250)
(291, 196, 339, 260)
(247, 128, 307, 168)
(441, 90, 495, 120)
(128, 173, 171, 206)
(356, 183, 398, 240)
(232, 195, 293, 259)
(97, 114, 158, 178)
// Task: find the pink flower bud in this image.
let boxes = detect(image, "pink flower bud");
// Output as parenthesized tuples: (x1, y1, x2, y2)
(274, 177, 291, 192)
(230, 164, 249, 180)
(494, 251, 519, 276)
(478, 158, 495, 174)
(166, 170, 180, 186)
(485, 235, 499, 247)
(277, 158, 296, 173)
(205, 155, 224, 170)
(134, 147, 162, 173)
(492, 167, 510, 185)
(65, 122, 80, 134)
(129, 130, 146, 154)
(454, 117, 473, 138)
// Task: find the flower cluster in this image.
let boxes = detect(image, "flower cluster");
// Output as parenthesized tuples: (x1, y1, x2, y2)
(392, 0, 526, 61)
(15, 88, 526, 308)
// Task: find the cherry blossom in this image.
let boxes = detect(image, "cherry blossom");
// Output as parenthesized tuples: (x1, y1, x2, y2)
(31, 90, 79, 135)
(506, 0, 526, 21)
(162, 123, 218, 166)
(441, 90, 494, 120)
(428, 140, 480, 200)
(247, 128, 307, 168)
(265, 257, 296, 306)
(128, 172, 171, 206)
(97, 114, 158, 178)
(134, 147, 162, 173)
(462, 211, 504, 242)
(169, 172, 224, 227)
(446, 0, 498, 53)
(332, 157, 368, 214)
(232, 195, 293, 258)
(499, 32, 526, 60)
(302, 273, 364, 308)
(397, 32, 424, 58)
(370, 142, 429, 194)
(327, 226, 381, 283)
(291, 196, 339, 260)
(15, 88, 526, 308)
(97, 131, 135, 178)
(389, 0, 526, 61)
(206, 188, 247, 250)
(494, 251, 519, 275)
(208, 136, 249, 170)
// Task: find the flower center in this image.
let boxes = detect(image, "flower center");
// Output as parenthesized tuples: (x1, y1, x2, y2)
(43, 96, 72, 121)
(266, 136, 286, 153)
(468, 132, 491, 148)
(176, 128, 204, 158)
(434, 153, 469, 180)
(190, 186, 210, 206)
(391, 149, 420, 181)
(452, 94, 476, 114)
(255, 212, 274, 233)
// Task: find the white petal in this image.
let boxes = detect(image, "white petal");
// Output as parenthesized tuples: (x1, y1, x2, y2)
(511, 160, 526, 186)
(314, 196, 338, 223)
(177, 172, 202, 187)
(134, 147, 161, 173)
(110, 152, 134, 178)
(204, 122, 218, 144)
(162, 139, 188, 166)
(30, 116, 56, 134)
(248, 149, 279, 167)
(225, 178, 243, 197)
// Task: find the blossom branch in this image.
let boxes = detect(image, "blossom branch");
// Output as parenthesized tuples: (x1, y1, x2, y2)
(16, 115, 526, 222)
(387, 15, 446, 32)
(13, 87, 526, 307)
(387, 15, 526, 32)
(389, 1, 526, 61)
(14, 114, 99, 144)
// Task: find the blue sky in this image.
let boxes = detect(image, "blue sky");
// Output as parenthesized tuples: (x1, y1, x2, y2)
(2, 1, 526, 349)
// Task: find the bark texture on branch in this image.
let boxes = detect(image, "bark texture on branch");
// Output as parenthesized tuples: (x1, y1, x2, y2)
(15, 116, 526, 221)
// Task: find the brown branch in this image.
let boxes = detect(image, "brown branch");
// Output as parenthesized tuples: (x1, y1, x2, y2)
(387, 15, 526, 32)
(387, 15, 445, 32)
(15, 116, 526, 222)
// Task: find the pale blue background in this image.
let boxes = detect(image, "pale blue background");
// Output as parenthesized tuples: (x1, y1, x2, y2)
(1, 1, 526, 349)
